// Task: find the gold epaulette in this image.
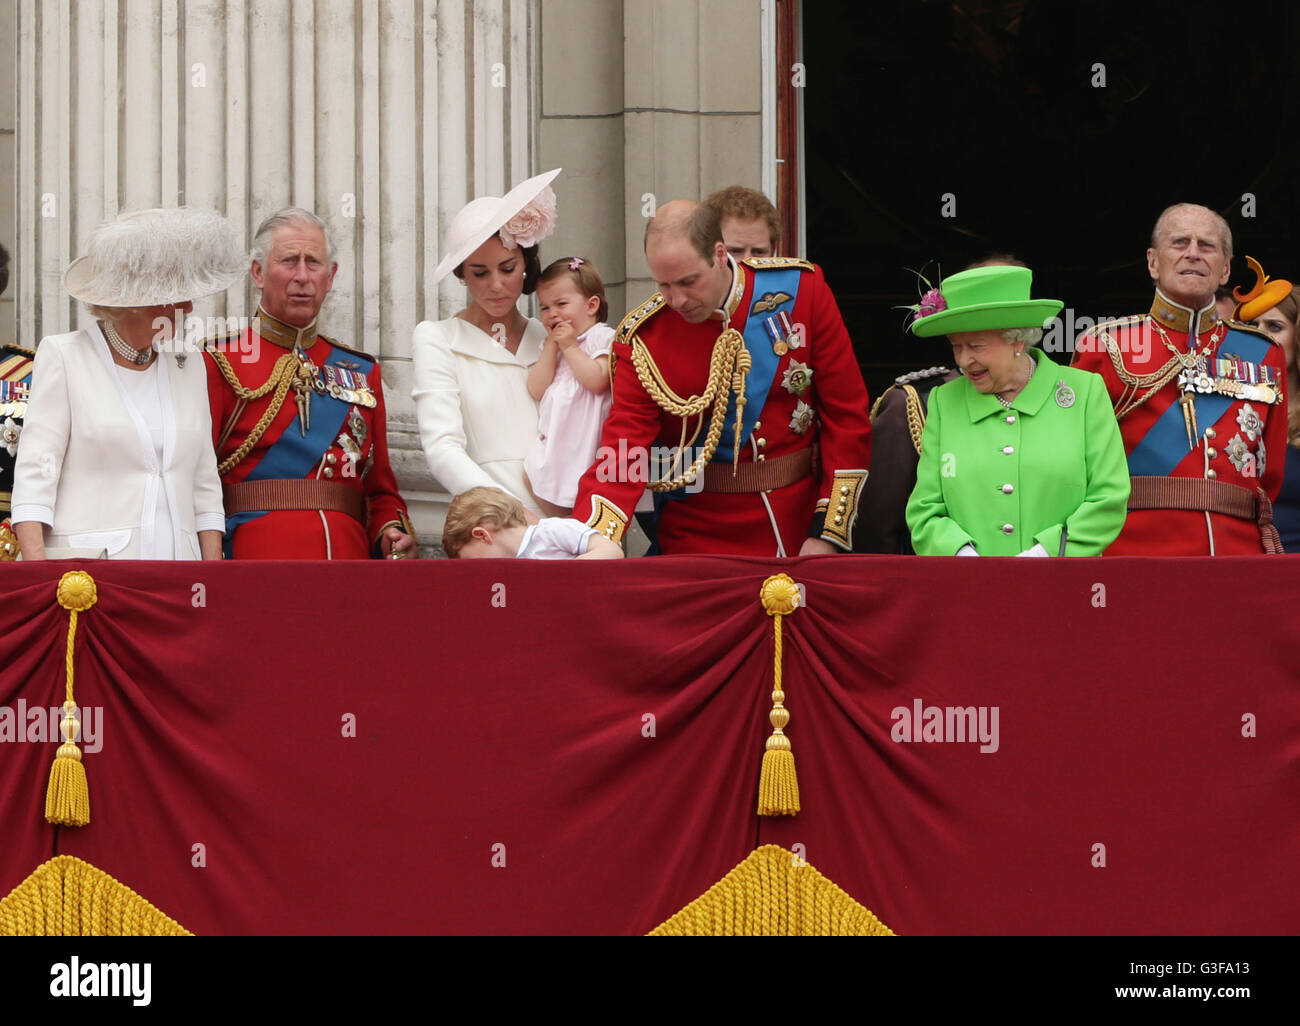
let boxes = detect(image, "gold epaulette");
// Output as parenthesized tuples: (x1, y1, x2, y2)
(0, 344, 36, 359)
(742, 256, 815, 272)
(615, 293, 666, 346)
(202, 330, 243, 353)
(1092, 313, 1145, 335)
(1222, 320, 1281, 346)
(322, 336, 375, 362)
(870, 383, 927, 455)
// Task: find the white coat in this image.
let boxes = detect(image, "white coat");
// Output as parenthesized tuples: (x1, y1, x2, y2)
(411, 316, 545, 513)
(11, 324, 225, 558)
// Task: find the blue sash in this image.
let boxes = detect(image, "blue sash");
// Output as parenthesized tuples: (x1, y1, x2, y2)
(224, 346, 372, 553)
(714, 266, 803, 463)
(652, 267, 804, 520)
(1128, 327, 1272, 477)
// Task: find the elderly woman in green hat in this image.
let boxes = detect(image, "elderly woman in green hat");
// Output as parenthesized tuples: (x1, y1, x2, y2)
(904, 266, 1130, 556)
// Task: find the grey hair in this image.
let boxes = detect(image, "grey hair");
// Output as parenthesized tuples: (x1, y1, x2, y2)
(1149, 203, 1233, 260)
(250, 207, 336, 265)
(1003, 327, 1043, 346)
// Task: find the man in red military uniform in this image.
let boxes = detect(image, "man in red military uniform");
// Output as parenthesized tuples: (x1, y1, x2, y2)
(1072, 203, 1286, 554)
(205, 208, 415, 559)
(572, 200, 871, 556)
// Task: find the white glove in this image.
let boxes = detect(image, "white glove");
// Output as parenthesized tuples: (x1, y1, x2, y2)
(956, 543, 979, 557)
(1016, 543, 1049, 557)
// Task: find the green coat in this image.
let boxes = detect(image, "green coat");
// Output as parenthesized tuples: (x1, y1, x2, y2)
(905, 348, 1130, 556)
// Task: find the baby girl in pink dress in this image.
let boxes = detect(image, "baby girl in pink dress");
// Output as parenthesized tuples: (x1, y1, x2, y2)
(524, 257, 614, 517)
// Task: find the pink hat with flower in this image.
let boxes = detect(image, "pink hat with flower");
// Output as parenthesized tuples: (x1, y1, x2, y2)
(432, 168, 561, 284)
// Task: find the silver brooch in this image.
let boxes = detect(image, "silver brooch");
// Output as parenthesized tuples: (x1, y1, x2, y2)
(782, 360, 813, 397)
(348, 406, 368, 447)
(1226, 434, 1251, 474)
(789, 400, 814, 435)
(1, 417, 20, 457)
(1054, 381, 1076, 408)
(1236, 403, 1262, 442)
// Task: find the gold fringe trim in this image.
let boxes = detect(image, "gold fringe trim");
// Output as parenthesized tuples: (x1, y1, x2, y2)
(649, 844, 895, 936)
(0, 856, 192, 936)
(45, 571, 97, 827)
(757, 574, 800, 815)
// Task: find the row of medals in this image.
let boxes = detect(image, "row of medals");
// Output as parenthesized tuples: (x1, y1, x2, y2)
(292, 349, 378, 409)
(0, 381, 28, 418)
(1177, 359, 1282, 405)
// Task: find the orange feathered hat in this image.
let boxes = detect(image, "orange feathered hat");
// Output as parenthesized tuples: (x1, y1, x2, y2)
(1233, 256, 1294, 322)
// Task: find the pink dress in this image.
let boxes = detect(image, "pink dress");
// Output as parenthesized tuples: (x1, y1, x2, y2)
(524, 323, 615, 507)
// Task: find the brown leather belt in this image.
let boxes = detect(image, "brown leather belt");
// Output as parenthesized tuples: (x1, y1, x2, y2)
(701, 445, 817, 494)
(223, 479, 366, 525)
(1128, 476, 1283, 553)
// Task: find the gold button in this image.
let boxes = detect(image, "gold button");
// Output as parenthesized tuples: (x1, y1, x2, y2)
(754, 421, 762, 430)
(834, 515, 843, 525)
(1207, 469, 1217, 479)
(1207, 447, 1217, 458)
(1205, 427, 1217, 439)
(326, 453, 338, 466)
(323, 467, 334, 478)
(758, 454, 766, 462)
(757, 438, 767, 448)
(840, 486, 850, 495)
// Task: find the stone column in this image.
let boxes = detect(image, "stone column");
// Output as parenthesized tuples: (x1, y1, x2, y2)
(0, 0, 14, 345)
(11, 0, 538, 552)
(538, 0, 766, 332)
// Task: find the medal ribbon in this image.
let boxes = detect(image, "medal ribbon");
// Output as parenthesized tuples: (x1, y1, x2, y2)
(1128, 327, 1272, 476)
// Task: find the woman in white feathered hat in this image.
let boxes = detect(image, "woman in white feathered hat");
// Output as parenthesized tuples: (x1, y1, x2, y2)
(11, 207, 245, 560)
(412, 170, 560, 523)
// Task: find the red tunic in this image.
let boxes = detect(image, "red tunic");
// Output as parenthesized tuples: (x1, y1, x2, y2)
(573, 258, 872, 555)
(205, 316, 409, 560)
(1072, 293, 1286, 555)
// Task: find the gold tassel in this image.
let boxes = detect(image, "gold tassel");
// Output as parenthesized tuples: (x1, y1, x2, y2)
(44, 572, 98, 828)
(757, 574, 801, 816)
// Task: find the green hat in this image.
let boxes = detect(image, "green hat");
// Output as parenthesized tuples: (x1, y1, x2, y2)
(908, 266, 1063, 338)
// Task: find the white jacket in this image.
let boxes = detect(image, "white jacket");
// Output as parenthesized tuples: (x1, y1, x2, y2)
(11, 325, 225, 559)
(411, 316, 545, 512)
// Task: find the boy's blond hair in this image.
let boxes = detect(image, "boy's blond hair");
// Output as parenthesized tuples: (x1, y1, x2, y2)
(442, 487, 528, 557)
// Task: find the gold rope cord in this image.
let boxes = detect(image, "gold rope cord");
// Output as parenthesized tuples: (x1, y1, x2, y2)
(757, 574, 800, 816)
(649, 844, 895, 936)
(902, 384, 925, 454)
(0, 856, 192, 936)
(44, 572, 97, 827)
(210, 351, 299, 475)
(629, 327, 750, 490)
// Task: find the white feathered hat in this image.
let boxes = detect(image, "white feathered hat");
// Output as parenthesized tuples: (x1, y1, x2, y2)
(64, 207, 247, 307)
(432, 169, 562, 285)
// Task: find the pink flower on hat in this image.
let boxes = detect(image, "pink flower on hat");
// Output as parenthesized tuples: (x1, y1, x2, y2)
(913, 287, 946, 320)
(499, 186, 558, 250)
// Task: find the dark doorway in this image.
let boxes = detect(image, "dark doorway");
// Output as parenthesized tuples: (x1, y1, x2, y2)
(803, 0, 1300, 397)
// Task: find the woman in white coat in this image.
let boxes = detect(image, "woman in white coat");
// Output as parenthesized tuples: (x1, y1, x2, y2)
(412, 170, 560, 516)
(12, 207, 245, 560)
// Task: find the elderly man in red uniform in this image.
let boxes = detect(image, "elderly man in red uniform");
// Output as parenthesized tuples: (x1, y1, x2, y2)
(205, 208, 415, 559)
(573, 200, 871, 556)
(1072, 203, 1286, 554)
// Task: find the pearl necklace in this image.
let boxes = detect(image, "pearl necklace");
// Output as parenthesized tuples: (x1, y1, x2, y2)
(103, 322, 154, 366)
(994, 352, 1034, 408)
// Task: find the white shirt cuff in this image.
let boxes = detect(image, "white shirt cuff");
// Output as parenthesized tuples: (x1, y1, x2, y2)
(195, 513, 227, 533)
(10, 504, 54, 526)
